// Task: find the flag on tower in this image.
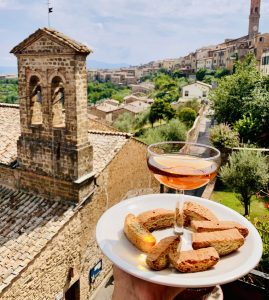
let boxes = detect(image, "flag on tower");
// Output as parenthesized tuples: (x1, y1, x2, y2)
(48, 7, 53, 13)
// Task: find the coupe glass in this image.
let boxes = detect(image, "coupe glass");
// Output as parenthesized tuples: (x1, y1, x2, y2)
(147, 141, 221, 234)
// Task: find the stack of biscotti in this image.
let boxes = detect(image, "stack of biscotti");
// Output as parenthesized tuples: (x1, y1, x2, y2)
(183, 201, 219, 226)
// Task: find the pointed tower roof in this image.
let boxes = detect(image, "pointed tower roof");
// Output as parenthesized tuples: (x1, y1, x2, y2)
(10, 27, 92, 54)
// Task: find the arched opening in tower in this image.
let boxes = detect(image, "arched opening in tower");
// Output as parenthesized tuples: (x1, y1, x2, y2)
(29, 75, 43, 125)
(51, 76, 65, 128)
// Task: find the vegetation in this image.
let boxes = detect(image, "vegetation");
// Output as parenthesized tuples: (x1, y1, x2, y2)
(0, 78, 18, 103)
(254, 218, 269, 273)
(177, 98, 201, 113)
(148, 99, 175, 125)
(210, 53, 269, 146)
(212, 189, 269, 220)
(113, 112, 133, 132)
(138, 119, 187, 145)
(87, 82, 130, 104)
(177, 107, 196, 127)
(220, 150, 269, 216)
(209, 124, 239, 151)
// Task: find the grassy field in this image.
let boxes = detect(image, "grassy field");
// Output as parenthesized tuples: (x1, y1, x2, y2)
(211, 190, 269, 221)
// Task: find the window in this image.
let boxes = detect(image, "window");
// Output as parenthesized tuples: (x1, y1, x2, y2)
(184, 91, 189, 97)
(259, 37, 264, 43)
(255, 7, 259, 13)
(202, 91, 207, 97)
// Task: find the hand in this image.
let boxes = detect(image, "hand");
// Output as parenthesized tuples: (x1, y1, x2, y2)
(112, 265, 185, 300)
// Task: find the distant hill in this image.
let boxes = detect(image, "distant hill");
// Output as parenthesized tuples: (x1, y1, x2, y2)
(0, 61, 130, 74)
(0, 66, 17, 75)
(87, 60, 129, 70)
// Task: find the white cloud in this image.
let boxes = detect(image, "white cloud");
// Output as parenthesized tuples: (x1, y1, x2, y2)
(1, 0, 268, 66)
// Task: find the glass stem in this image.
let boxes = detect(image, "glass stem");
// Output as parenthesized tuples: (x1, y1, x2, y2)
(174, 190, 184, 236)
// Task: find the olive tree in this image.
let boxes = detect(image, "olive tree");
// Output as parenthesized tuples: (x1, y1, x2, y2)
(220, 150, 269, 216)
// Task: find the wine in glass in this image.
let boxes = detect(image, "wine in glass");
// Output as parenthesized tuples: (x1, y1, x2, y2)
(147, 141, 221, 234)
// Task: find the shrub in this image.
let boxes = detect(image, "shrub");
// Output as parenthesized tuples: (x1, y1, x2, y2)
(113, 112, 133, 132)
(182, 98, 201, 113)
(177, 107, 196, 127)
(138, 119, 186, 145)
(209, 124, 239, 151)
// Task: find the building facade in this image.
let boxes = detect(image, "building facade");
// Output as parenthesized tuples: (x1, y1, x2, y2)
(0, 28, 159, 300)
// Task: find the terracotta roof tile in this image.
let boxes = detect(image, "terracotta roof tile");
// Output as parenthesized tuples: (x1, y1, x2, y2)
(11, 27, 92, 54)
(89, 131, 130, 174)
(0, 185, 75, 293)
(0, 104, 20, 165)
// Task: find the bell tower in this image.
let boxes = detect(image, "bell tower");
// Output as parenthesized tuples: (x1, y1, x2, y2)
(11, 28, 94, 201)
(248, 0, 261, 39)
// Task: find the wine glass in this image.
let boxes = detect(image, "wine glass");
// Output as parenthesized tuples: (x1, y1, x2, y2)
(147, 141, 221, 235)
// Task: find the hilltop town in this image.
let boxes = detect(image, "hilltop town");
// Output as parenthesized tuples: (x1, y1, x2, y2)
(88, 0, 269, 84)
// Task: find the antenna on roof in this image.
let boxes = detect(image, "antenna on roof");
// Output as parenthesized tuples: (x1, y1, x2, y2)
(47, 0, 53, 28)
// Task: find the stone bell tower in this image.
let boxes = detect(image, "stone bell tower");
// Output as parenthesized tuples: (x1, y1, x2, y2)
(248, 0, 261, 39)
(11, 28, 94, 201)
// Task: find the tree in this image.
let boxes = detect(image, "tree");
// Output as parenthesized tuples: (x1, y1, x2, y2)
(133, 109, 150, 130)
(220, 150, 269, 216)
(177, 107, 196, 127)
(196, 68, 207, 81)
(148, 99, 175, 125)
(210, 53, 260, 124)
(214, 68, 230, 79)
(241, 86, 269, 146)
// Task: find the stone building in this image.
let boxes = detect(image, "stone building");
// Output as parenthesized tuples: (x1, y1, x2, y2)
(0, 28, 158, 300)
(260, 49, 269, 75)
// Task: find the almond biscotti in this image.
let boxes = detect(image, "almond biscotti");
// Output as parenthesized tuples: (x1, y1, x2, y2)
(192, 228, 245, 256)
(146, 236, 181, 271)
(184, 201, 219, 226)
(169, 247, 219, 273)
(124, 214, 156, 253)
(191, 220, 249, 238)
(137, 208, 174, 231)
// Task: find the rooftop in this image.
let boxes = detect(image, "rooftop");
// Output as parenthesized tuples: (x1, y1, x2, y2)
(0, 105, 130, 174)
(89, 130, 130, 175)
(0, 104, 20, 165)
(0, 185, 75, 293)
(10, 27, 92, 55)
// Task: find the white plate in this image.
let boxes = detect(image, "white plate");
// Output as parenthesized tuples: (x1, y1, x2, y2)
(96, 194, 263, 288)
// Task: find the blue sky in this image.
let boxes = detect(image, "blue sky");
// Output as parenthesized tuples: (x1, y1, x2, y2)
(1, 0, 269, 67)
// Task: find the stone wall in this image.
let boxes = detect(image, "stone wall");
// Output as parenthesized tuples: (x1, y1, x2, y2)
(0, 166, 16, 189)
(1, 138, 159, 300)
(18, 169, 95, 202)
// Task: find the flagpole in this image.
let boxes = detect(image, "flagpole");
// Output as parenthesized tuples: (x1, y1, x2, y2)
(47, 0, 51, 28)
